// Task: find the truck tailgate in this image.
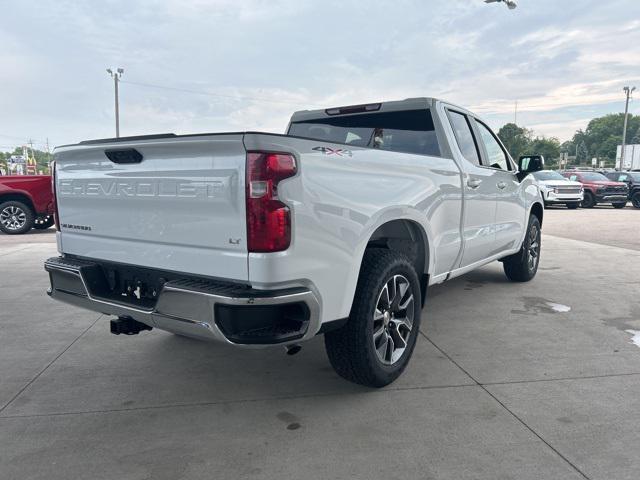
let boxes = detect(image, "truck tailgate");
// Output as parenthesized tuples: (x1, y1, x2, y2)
(54, 134, 249, 281)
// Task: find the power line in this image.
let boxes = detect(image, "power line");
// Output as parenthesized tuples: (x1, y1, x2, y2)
(473, 95, 637, 115)
(0, 133, 48, 143)
(120, 80, 322, 108)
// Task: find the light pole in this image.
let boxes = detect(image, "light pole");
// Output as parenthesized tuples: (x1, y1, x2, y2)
(107, 68, 124, 137)
(620, 86, 636, 171)
(484, 0, 517, 9)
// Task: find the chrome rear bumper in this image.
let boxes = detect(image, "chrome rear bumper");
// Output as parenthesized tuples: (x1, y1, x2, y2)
(45, 256, 320, 346)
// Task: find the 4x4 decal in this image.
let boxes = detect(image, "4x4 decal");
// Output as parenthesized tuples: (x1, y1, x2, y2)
(312, 146, 353, 157)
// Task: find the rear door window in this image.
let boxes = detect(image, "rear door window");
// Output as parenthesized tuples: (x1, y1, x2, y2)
(288, 109, 441, 157)
(475, 121, 511, 171)
(446, 110, 480, 165)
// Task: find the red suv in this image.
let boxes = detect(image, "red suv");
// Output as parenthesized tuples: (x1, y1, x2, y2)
(0, 175, 55, 234)
(562, 171, 628, 208)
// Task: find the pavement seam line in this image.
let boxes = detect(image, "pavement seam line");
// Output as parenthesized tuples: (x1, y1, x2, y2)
(482, 371, 640, 386)
(419, 330, 591, 480)
(0, 383, 478, 420)
(0, 314, 103, 415)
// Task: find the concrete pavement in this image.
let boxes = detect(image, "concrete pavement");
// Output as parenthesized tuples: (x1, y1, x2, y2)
(1, 210, 639, 479)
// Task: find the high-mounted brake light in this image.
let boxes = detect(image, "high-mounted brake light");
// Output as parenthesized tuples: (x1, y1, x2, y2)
(325, 103, 381, 116)
(51, 161, 60, 231)
(246, 152, 297, 252)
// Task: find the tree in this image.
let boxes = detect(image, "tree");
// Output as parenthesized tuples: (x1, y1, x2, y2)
(524, 137, 561, 167)
(571, 130, 589, 164)
(560, 140, 574, 154)
(0, 146, 51, 174)
(497, 123, 532, 160)
(631, 126, 640, 145)
(576, 140, 589, 164)
(581, 114, 640, 161)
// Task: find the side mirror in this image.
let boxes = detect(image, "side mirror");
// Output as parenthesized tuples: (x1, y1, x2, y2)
(517, 155, 544, 181)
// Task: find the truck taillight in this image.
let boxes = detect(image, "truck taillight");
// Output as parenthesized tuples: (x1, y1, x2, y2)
(246, 152, 297, 252)
(51, 161, 60, 231)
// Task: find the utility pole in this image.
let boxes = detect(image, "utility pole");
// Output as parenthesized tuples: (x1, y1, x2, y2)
(620, 86, 636, 171)
(107, 68, 124, 137)
(46, 138, 51, 174)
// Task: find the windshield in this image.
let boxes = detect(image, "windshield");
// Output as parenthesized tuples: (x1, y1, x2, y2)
(532, 171, 565, 181)
(288, 109, 441, 156)
(579, 172, 609, 181)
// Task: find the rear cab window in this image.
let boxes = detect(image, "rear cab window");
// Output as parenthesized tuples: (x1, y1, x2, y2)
(287, 109, 441, 157)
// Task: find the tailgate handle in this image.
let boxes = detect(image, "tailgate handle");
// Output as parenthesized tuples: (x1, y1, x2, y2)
(105, 148, 143, 164)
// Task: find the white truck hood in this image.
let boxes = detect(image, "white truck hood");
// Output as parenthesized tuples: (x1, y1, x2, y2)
(537, 179, 582, 188)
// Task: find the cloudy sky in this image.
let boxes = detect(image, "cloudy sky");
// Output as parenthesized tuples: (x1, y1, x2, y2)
(1, 0, 639, 150)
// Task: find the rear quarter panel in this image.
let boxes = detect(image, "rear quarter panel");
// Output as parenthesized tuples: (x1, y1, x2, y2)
(244, 133, 463, 324)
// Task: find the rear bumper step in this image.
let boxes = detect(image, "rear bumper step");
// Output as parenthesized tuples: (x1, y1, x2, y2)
(45, 256, 320, 345)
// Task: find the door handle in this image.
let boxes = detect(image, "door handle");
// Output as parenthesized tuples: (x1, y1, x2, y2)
(497, 181, 507, 190)
(467, 178, 482, 189)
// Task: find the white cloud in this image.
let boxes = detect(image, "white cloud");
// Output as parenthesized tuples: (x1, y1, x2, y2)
(1, 0, 639, 146)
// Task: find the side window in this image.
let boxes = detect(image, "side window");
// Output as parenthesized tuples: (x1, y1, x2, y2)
(569, 175, 578, 182)
(447, 111, 480, 165)
(618, 174, 628, 182)
(475, 121, 511, 171)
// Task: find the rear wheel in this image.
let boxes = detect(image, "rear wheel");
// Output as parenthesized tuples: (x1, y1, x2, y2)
(0, 201, 35, 235)
(503, 215, 541, 282)
(566, 202, 579, 209)
(632, 192, 640, 209)
(612, 202, 626, 209)
(324, 248, 421, 388)
(581, 192, 595, 208)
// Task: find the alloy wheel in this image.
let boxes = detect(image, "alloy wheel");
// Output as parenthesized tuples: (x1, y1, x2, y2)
(527, 224, 540, 272)
(372, 274, 415, 365)
(0, 206, 27, 231)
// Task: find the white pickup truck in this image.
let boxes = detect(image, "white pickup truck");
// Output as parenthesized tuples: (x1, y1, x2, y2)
(46, 98, 544, 387)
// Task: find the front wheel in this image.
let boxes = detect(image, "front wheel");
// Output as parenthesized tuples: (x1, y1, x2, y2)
(324, 248, 421, 388)
(581, 191, 596, 208)
(503, 215, 541, 282)
(0, 201, 35, 235)
(612, 202, 626, 209)
(632, 192, 640, 209)
(566, 202, 579, 210)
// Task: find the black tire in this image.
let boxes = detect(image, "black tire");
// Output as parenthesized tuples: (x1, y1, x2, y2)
(0, 200, 35, 235)
(503, 215, 541, 282)
(566, 202, 579, 209)
(33, 215, 55, 230)
(632, 192, 640, 209)
(581, 191, 595, 208)
(612, 202, 626, 209)
(324, 248, 422, 388)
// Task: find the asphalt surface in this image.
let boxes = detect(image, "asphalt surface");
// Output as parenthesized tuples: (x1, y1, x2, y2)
(1, 207, 639, 480)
